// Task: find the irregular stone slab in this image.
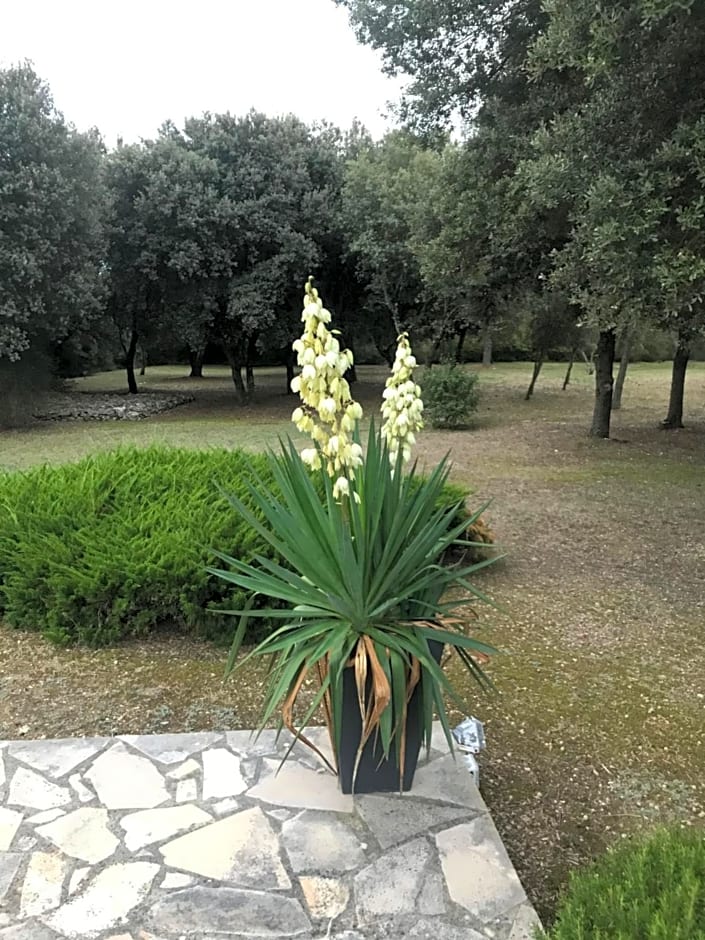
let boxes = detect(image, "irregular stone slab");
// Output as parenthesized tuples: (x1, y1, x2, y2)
(354, 837, 431, 924)
(121, 732, 221, 765)
(408, 920, 487, 940)
(202, 748, 247, 800)
(508, 903, 543, 939)
(0, 807, 24, 850)
(20, 851, 71, 917)
(212, 798, 239, 816)
(160, 807, 290, 889)
(282, 811, 366, 873)
(0, 853, 23, 900)
(436, 817, 526, 923)
(417, 870, 447, 916)
(120, 804, 212, 852)
(8, 767, 71, 811)
(8, 739, 106, 779)
(226, 729, 280, 756)
(175, 779, 198, 803)
(410, 755, 487, 812)
(300, 875, 349, 919)
(149, 885, 311, 937)
(249, 760, 353, 813)
(36, 808, 119, 864)
(357, 794, 469, 849)
(0, 923, 61, 940)
(44, 861, 159, 939)
(68, 774, 94, 803)
(68, 867, 90, 895)
(166, 758, 200, 780)
(0, 751, 4, 789)
(85, 743, 168, 809)
(161, 871, 194, 889)
(28, 809, 65, 826)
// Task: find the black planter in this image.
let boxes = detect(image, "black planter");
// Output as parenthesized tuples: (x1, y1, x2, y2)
(337, 639, 444, 794)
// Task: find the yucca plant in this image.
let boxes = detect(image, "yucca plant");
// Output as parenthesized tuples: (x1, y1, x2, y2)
(212, 276, 498, 792)
(211, 423, 497, 792)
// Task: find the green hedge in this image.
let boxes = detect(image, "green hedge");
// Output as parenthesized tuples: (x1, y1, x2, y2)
(541, 828, 705, 939)
(0, 446, 477, 647)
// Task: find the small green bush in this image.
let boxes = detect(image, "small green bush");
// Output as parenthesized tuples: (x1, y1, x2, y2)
(0, 445, 482, 647)
(541, 828, 705, 940)
(421, 364, 480, 429)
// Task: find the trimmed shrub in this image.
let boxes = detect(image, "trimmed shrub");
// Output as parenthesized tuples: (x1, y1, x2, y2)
(421, 364, 480, 429)
(541, 827, 705, 939)
(0, 446, 489, 647)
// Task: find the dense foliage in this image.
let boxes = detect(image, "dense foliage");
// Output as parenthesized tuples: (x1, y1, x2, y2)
(541, 827, 705, 939)
(421, 364, 480, 429)
(0, 446, 479, 647)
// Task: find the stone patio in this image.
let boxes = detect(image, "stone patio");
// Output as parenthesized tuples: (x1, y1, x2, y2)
(0, 724, 540, 939)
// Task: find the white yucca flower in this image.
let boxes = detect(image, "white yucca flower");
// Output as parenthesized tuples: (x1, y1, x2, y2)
(380, 332, 424, 465)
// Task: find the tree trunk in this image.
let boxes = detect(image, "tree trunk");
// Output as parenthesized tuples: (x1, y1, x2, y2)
(455, 328, 467, 363)
(347, 342, 358, 383)
(245, 335, 257, 397)
(580, 348, 595, 375)
(589, 329, 616, 438)
(525, 357, 543, 400)
(139, 346, 147, 377)
(125, 329, 139, 394)
(662, 340, 690, 429)
(562, 354, 575, 390)
(612, 331, 632, 410)
(481, 326, 493, 367)
(223, 345, 247, 404)
(188, 347, 204, 378)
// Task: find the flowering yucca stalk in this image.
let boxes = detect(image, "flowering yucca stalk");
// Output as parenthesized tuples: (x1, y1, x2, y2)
(290, 277, 363, 499)
(381, 332, 424, 465)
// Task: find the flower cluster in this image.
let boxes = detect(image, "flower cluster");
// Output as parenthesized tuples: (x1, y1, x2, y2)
(381, 333, 424, 464)
(291, 278, 363, 499)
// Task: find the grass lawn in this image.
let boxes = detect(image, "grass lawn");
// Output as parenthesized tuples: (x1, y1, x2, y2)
(1, 359, 704, 922)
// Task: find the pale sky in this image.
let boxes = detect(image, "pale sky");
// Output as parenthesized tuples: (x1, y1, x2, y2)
(1, 0, 405, 146)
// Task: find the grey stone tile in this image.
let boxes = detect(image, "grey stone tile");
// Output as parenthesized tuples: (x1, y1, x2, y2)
(160, 806, 290, 889)
(67, 774, 93, 804)
(148, 885, 312, 937)
(417, 870, 447, 916)
(0, 808, 23, 851)
(202, 748, 247, 799)
(20, 851, 71, 918)
(356, 794, 469, 849)
(175, 779, 198, 803)
(249, 760, 353, 812)
(0, 852, 23, 901)
(410, 755, 487, 812)
(120, 804, 212, 852)
(165, 758, 199, 780)
(282, 811, 367, 873)
(408, 920, 488, 940)
(299, 875, 349, 919)
(7, 767, 71, 811)
(120, 732, 222, 765)
(507, 903, 543, 939)
(43, 861, 160, 938)
(436, 817, 526, 923)
(354, 837, 431, 924)
(85, 743, 168, 810)
(36, 808, 119, 865)
(0, 923, 62, 940)
(8, 739, 107, 779)
(0, 751, 4, 789)
(226, 729, 281, 755)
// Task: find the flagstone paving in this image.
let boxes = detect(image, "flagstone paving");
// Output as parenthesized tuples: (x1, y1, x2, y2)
(0, 725, 541, 939)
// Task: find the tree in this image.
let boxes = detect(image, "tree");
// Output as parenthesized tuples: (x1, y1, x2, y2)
(530, 0, 705, 432)
(0, 64, 104, 364)
(342, 132, 432, 361)
(103, 137, 222, 393)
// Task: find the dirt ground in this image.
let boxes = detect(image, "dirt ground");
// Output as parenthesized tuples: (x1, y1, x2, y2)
(1, 360, 704, 923)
